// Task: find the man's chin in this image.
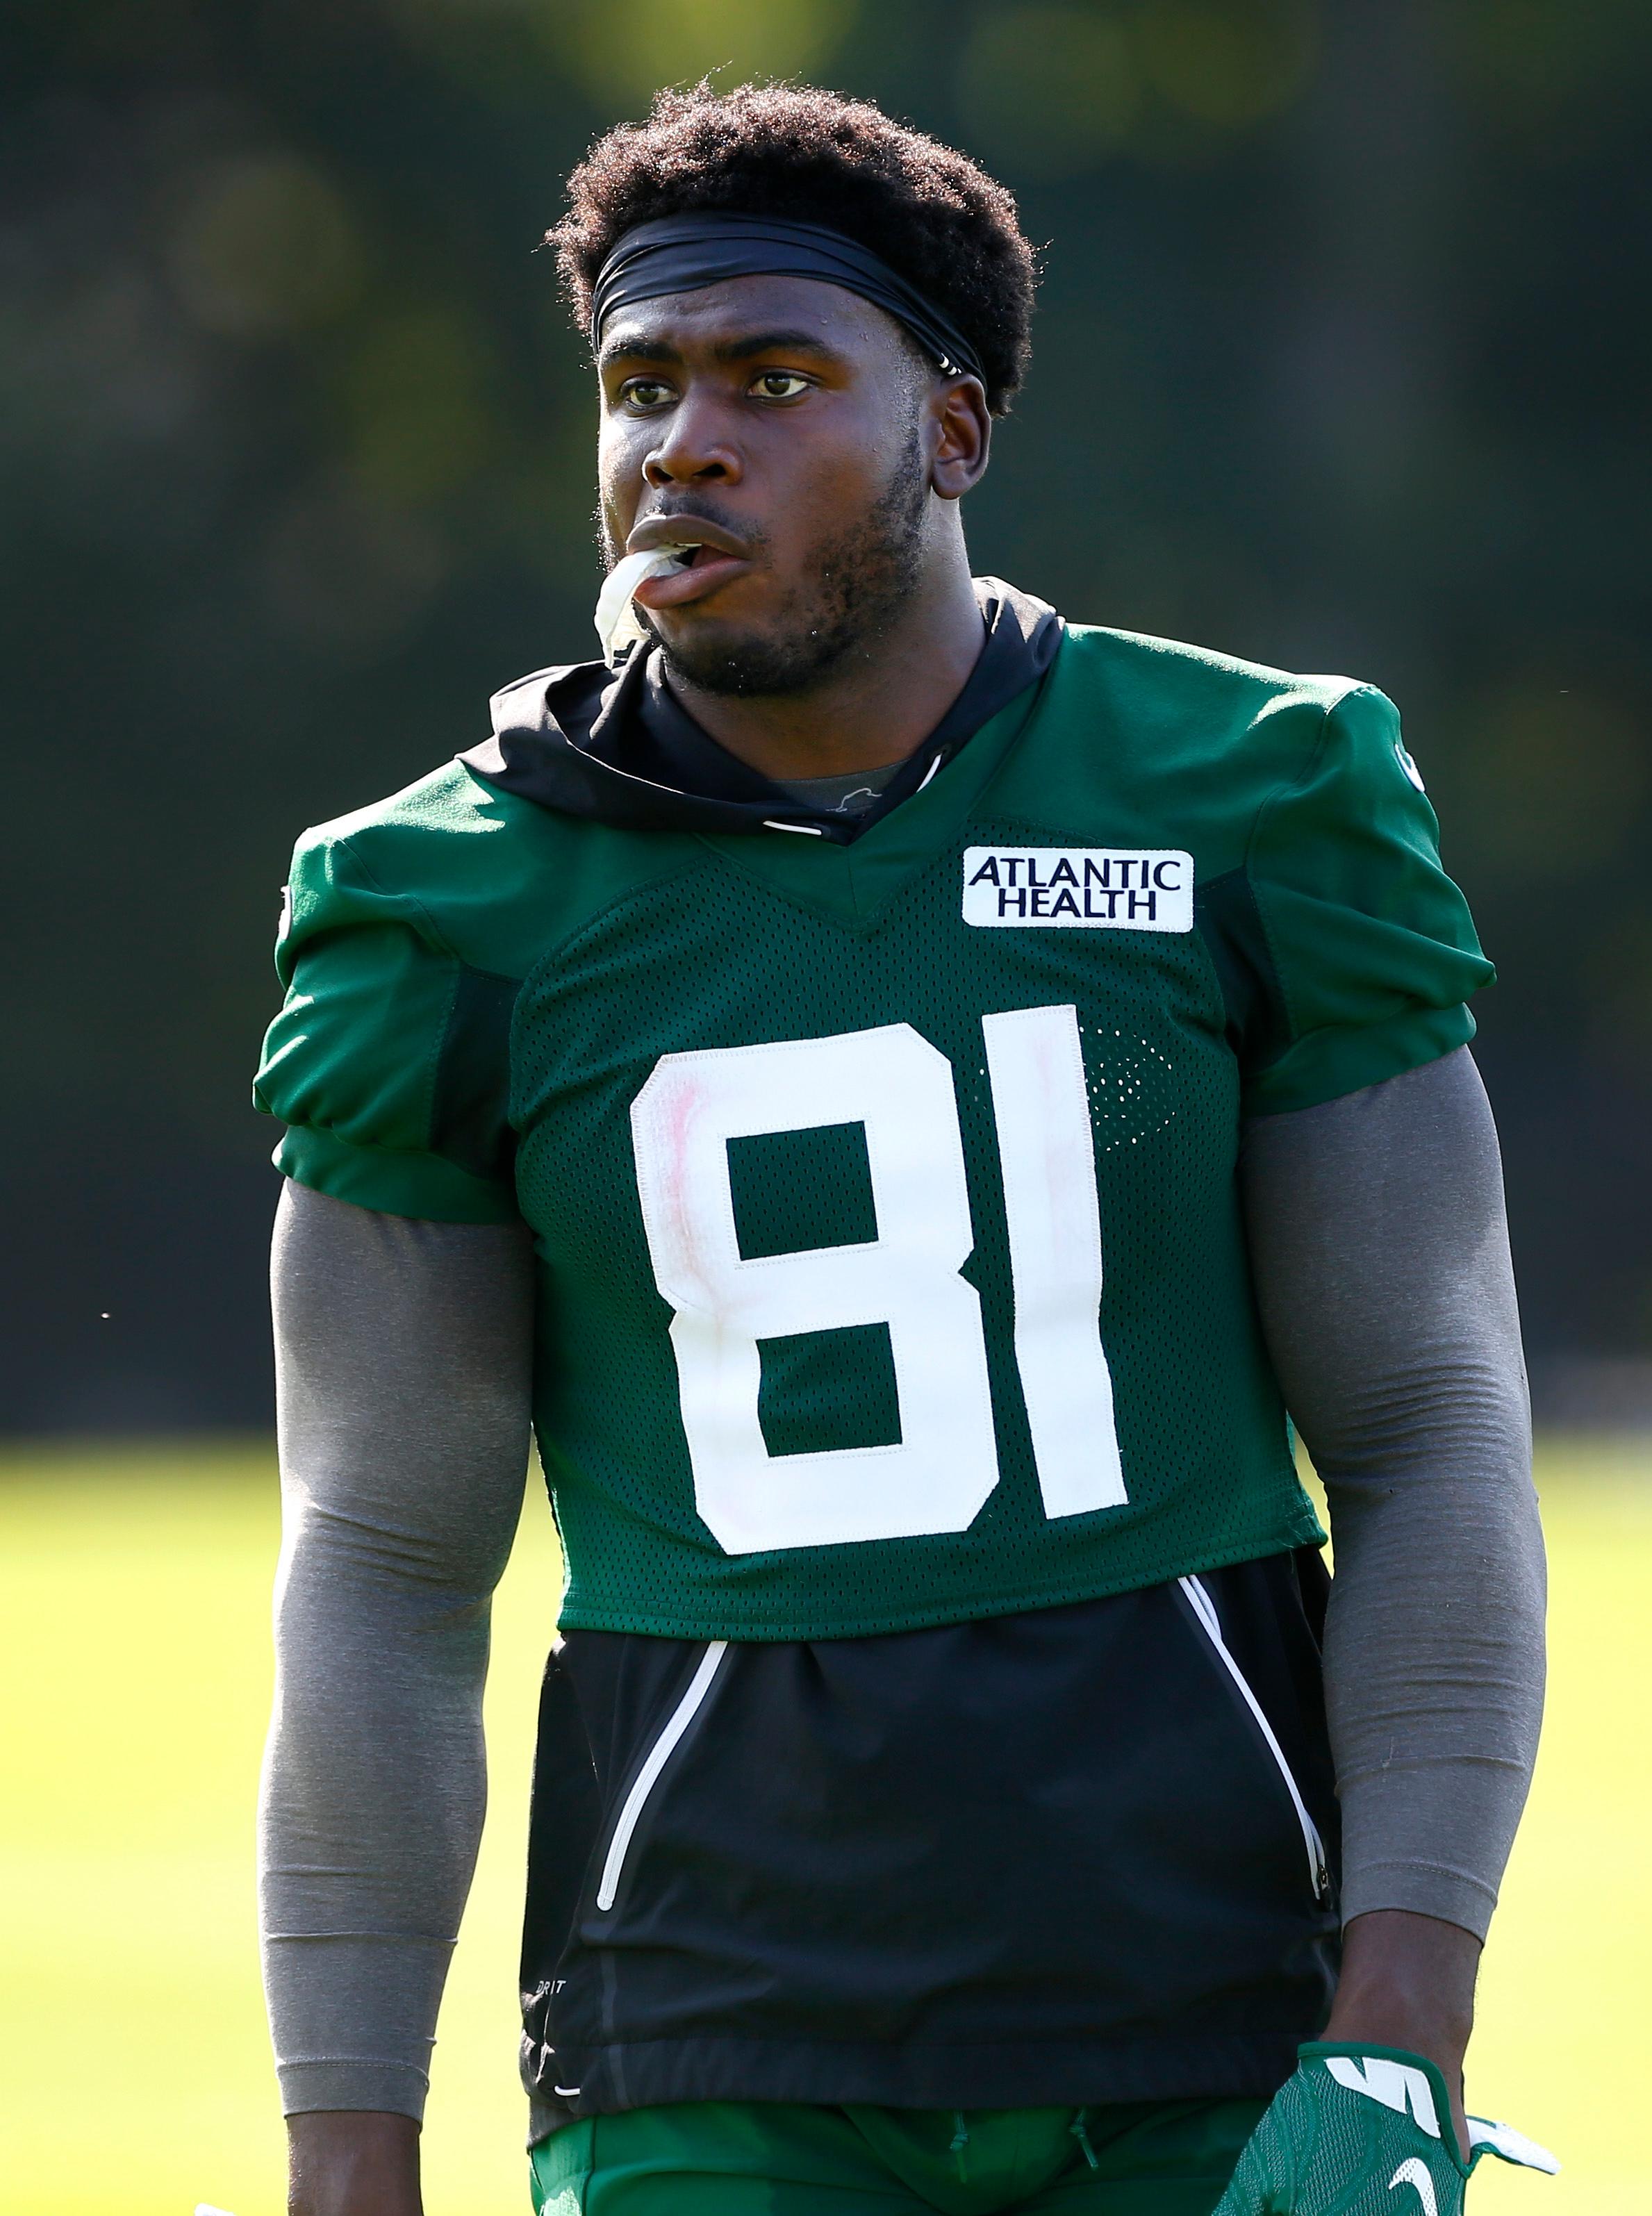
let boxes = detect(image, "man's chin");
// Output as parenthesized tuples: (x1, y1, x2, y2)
(648, 612, 850, 699)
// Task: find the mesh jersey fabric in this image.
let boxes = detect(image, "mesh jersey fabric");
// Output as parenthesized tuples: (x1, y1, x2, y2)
(508, 816, 1310, 1634)
(255, 617, 1492, 1640)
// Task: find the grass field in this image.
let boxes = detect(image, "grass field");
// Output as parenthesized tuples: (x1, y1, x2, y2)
(1, 1442, 1646, 2215)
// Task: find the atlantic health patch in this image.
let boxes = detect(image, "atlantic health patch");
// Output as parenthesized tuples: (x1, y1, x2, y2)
(962, 846, 1193, 931)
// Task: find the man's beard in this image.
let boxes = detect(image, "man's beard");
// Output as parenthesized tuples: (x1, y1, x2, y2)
(643, 436, 930, 698)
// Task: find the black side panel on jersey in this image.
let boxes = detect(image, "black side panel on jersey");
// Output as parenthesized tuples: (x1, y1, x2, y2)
(519, 1553, 1339, 2130)
(430, 965, 520, 1184)
(1195, 869, 1292, 1078)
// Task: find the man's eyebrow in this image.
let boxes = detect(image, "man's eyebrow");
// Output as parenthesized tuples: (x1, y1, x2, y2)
(598, 326, 845, 370)
(597, 333, 683, 370)
(713, 328, 841, 364)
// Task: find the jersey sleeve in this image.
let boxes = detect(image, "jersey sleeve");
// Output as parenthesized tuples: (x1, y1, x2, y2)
(1238, 684, 1493, 1116)
(254, 829, 520, 1223)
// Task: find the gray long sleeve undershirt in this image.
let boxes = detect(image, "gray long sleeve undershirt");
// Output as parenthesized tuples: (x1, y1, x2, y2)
(261, 1045, 1544, 2119)
(262, 1198, 535, 2117)
(1240, 1048, 1545, 1937)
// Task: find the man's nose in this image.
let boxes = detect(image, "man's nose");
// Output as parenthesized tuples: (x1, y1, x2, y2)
(642, 392, 743, 489)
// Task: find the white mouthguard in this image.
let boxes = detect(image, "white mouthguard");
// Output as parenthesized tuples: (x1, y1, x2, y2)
(595, 545, 692, 662)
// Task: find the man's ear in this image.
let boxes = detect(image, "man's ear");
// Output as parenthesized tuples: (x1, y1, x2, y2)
(931, 376, 992, 500)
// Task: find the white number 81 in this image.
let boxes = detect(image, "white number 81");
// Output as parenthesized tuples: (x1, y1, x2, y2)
(630, 1006, 1126, 1554)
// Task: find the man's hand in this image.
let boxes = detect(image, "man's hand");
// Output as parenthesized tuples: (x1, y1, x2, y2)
(287, 2112, 422, 2216)
(1212, 2042, 1557, 2215)
(1322, 1910, 1480, 2146)
(1212, 1910, 1558, 2213)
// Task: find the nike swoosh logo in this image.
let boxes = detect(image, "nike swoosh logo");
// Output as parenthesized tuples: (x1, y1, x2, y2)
(1389, 2157, 1439, 2216)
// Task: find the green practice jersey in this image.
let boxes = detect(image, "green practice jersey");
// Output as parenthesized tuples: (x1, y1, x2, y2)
(256, 615, 1490, 1639)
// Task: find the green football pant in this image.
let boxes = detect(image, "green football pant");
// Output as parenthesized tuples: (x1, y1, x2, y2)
(529, 2097, 1269, 2215)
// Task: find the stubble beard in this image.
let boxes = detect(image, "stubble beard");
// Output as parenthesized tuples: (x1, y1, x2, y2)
(640, 434, 931, 699)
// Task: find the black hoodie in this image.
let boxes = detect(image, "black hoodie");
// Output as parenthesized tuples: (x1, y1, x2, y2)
(465, 577, 1062, 842)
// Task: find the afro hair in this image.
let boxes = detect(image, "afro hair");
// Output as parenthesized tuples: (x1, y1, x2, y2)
(550, 81, 1037, 415)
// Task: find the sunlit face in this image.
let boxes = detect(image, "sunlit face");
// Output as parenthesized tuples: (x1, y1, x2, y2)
(596, 273, 944, 695)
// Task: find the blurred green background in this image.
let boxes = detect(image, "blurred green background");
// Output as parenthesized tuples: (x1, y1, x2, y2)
(2, 1, 1649, 1425)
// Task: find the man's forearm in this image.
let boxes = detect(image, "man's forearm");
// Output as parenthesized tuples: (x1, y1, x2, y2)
(263, 1184, 534, 2126)
(1240, 1049, 1546, 1946)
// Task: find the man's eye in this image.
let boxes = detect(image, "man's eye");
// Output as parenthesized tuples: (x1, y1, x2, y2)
(750, 372, 811, 401)
(622, 379, 673, 409)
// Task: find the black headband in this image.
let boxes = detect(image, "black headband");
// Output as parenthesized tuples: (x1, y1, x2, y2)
(590, 212, 986, 386)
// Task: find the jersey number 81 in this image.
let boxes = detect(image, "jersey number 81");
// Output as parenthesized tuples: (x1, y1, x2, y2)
(631, 1006, 1127, 1555)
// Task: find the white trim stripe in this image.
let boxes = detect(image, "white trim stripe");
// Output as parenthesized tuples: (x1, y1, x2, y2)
(1180, 1575, 1328, 1898)
(596, 1642, 729, 1912)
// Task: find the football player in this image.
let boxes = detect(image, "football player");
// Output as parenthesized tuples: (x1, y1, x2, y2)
(257, 83, 1552, 2216)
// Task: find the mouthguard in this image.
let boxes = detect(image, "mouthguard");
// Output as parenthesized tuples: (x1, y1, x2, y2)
(595, 545, 692, 661)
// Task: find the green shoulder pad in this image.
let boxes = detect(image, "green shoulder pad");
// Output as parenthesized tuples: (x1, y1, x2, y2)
(254, 781, 520, 1224)
(1243, 686, 1494, 1116)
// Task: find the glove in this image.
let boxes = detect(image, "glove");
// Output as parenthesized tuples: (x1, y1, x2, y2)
(1213, 2042, 1559, 2215)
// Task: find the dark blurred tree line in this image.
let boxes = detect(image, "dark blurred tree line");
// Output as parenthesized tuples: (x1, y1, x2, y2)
(3, 0, 1649, 1429)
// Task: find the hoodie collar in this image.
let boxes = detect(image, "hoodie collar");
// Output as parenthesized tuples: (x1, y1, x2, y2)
(460, 578, 1062, 845)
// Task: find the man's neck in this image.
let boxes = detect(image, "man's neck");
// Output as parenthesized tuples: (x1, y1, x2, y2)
(660, 556, 986, 784)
